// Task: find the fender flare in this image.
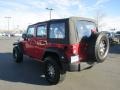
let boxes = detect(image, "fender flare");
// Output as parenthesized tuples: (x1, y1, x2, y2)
(13, 41, 23, 53)
(43, 47, 69, 73)
(43, 47, 68, 63)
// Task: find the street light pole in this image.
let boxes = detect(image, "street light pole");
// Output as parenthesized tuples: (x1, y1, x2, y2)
(4, 16, 11, 31)
(46, 8, 54, 20)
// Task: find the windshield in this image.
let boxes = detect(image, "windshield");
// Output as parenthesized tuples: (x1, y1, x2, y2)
(76, 20, 96, 39)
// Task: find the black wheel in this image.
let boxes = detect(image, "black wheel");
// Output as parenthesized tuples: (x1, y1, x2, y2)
(87, 33, 109, 63)
(95, 33, 109, 62)
(13, 47, 23, 63)
(44, 57, 61, 85)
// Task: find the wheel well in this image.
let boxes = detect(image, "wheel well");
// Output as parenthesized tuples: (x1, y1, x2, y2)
(43, 52, 63, 71)
(13, 42, 23, 53)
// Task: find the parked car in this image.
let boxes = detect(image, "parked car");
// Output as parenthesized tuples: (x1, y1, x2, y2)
(103, 31, 115, 44)
(14, 33, 22, 37)
(13, 17, 109, 84)
(115, 31, 120, 36)
(115, 31, 120, 43)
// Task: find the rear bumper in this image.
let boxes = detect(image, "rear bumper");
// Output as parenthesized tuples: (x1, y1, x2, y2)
(69, 62, 80, 71)
(61, 54, 81, 72)
(61, 60, 80, 72)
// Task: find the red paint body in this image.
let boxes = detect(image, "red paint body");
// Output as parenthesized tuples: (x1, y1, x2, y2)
(22, 37, 88, 62)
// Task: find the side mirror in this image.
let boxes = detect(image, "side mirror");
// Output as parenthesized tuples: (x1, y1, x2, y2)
(22, 33, 27, 39)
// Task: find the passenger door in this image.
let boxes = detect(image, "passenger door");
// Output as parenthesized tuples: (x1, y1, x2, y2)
(23, 26, 36, 57)
(34, 24, 47, 59)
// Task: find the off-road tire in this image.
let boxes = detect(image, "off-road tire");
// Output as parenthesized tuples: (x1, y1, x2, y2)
(13, 47, 23, 63)
(44, 57, 61, 85)
(87, 33, 109, 63)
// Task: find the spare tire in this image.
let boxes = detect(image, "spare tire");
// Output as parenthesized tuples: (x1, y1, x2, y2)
(87, 32, 109, 63)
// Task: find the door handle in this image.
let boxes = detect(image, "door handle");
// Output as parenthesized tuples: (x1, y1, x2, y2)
(36, 41, 47, 46)
(40, 41, 47, 45)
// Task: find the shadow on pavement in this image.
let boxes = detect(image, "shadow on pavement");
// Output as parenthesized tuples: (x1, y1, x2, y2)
(0, 52, 49, 86)
(109, 44, 120, 54)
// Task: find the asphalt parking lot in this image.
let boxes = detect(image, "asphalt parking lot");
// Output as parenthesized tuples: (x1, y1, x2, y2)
(0, 37, 120, 90)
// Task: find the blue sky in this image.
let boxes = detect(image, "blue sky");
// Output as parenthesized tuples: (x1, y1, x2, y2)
(0, 0, 120, 30)
(104, 0, 120, 16)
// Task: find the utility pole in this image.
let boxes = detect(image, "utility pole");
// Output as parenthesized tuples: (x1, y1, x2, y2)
(4, 16, 11, 31)
(46, 8, 54, 20)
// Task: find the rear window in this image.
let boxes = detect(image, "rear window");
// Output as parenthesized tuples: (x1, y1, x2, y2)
(76, 20, 96, 38)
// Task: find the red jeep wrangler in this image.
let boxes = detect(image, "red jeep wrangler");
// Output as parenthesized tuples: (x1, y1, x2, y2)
(13, 17, 109, 84)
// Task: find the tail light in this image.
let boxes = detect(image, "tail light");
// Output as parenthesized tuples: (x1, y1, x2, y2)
(72, 45, 78, 54)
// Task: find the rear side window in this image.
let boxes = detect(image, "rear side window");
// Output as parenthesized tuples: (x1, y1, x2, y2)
(36, 25, 47, 38)
(27, 27, 35, 36)
(49, 23, 65, 39)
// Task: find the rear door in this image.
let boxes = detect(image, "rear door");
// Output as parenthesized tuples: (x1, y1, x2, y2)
(34, 24, 47, 59)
